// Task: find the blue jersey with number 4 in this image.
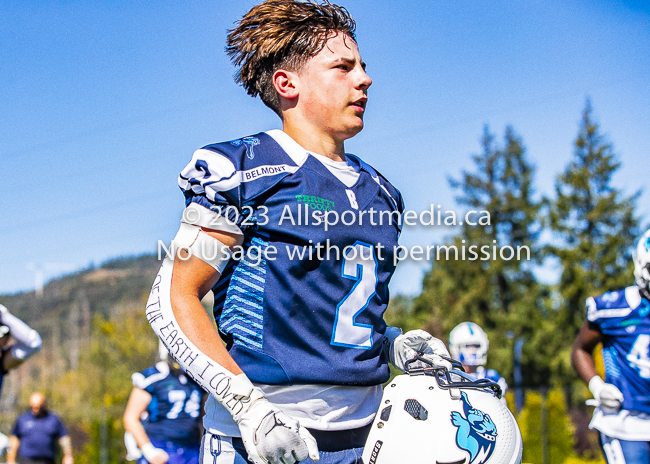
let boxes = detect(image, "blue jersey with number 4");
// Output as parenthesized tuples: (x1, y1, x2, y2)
(132, 362, 203, 445)
(586, 286, 650, 414)
(178, 130, 403, 387)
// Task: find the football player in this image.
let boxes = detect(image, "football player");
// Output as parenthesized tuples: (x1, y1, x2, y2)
(123, 343, 206, 464)
(144, 1, 450, 463)
(572, 229, 650, 463)
(0, 304, 42, 395)
(449, 322, 508, 404)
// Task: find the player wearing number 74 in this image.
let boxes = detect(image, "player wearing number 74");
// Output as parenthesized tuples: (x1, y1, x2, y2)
(572, 228, 650, 463)
(123, 342, 206, 464)
(144, 1, 450, 463)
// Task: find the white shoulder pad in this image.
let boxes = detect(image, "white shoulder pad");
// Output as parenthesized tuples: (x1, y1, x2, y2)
(132, 362, 170, 390)
(625, 286, 642, 310)
(586, 296, 598, 322)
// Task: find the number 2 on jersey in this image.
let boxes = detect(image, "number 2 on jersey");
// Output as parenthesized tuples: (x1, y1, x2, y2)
(331, 242, 378, 350)
(627, 334, 650, 379)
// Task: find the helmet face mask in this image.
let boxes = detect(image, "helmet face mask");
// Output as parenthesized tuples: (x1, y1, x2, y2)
(362, 360, 522, 464)
(634, 229, 650, 295)
(449, 322, 489, 367)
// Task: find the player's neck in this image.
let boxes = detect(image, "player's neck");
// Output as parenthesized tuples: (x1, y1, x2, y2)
(282, 120, 346, 162)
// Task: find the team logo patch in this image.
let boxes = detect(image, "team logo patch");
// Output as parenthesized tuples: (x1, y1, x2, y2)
(231, 136, 260, 159)
(451, 392, 498, 464)
(295, 194, 335, 211)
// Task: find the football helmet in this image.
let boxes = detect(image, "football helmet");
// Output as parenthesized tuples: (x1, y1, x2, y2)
(634, 229, 650, 296)
(449, 322, 489, 366)
(362, 357, 522, 464)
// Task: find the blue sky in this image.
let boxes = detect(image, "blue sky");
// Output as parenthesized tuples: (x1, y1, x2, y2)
(1, 0, 649, 296)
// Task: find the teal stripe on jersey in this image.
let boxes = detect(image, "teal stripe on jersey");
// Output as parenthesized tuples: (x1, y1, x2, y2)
(603, 346, 622, 379)
(220, 236, 268, 349)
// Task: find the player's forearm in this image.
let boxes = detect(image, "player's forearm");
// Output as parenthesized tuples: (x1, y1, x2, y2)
(571, 345, 599, 385)
(170, 282, 243, 376)
(7, 436, 20, 463)
(59, 436, 73, 458)
(147, 255, 250, 413)
(123, 415, 152, 449)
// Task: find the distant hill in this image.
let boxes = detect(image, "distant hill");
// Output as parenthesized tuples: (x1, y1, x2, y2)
(0, 254, 161, 365)
(0, 253, 163, 449)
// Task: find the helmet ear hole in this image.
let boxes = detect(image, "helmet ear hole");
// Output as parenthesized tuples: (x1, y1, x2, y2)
(404, 399, 428, 420)
(379, 405, 392, 421)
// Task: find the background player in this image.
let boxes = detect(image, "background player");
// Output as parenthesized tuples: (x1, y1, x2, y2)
(572, 228, 650, 463)
(145, 1, 451, 463)
(123, 342, 205, 464)
(449, 321, 508, 404)
(0, 304, 42, 396)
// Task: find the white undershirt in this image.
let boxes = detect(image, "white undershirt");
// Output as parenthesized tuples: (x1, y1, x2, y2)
(204, 384, 382, 436)
(308, 152, 360, 188)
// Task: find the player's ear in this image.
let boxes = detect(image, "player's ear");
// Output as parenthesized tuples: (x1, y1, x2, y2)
(273, 69, 299, 100)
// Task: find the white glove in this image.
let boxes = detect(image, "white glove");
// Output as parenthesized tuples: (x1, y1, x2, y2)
(229, 375, 319, 464)
(589, 376, 624, 412)
(140, 442, 168, 464)
(385, 328, 452, 372)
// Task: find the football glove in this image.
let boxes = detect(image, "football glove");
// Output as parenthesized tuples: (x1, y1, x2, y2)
(140, 442, 169, 464)
(589, 376, 624, 412)
(385, 328, 452, 372)
(230, 375, 319, 464)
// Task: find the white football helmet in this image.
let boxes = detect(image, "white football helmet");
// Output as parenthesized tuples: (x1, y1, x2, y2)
(449, 322, 489, 366)
(634, 229, 650, 294)
(362, 360, 522, 464)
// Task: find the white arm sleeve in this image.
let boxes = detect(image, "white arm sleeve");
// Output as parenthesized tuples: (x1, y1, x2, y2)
(0, 307, 42, 361)
(146, 256, 257, 417)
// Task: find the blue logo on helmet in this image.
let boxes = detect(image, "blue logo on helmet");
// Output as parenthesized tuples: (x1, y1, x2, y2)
(231, 136, 260, 159)
(451, 392, 498, 464)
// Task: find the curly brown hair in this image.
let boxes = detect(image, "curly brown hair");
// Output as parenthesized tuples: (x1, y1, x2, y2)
(226, 0, 357, 117)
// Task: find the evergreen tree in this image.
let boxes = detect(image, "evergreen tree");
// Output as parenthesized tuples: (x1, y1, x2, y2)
(548, 100, 640, 381)
(519, 388, 577, 464)
(412, 125, 550, 385)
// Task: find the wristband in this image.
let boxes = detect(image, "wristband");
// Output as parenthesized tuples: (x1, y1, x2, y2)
(588, 375, 605, 397)
(140, 443, 161, 462)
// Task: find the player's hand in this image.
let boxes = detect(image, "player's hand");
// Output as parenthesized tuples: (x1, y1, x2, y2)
(589, 376, 623, 412)
(236, 395, 319, 464)
(390, 329, 452, 372)
(62, 455, 74, 464)
(141, 442, 169, 464)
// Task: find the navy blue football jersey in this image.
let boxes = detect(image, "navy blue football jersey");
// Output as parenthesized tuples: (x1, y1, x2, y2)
(587, 286, 650, 414)
(178, 130, 404, 386)
(473, 366, 508, 397)
(474, 366, 503, 384)
(132, 362, 203, 445)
